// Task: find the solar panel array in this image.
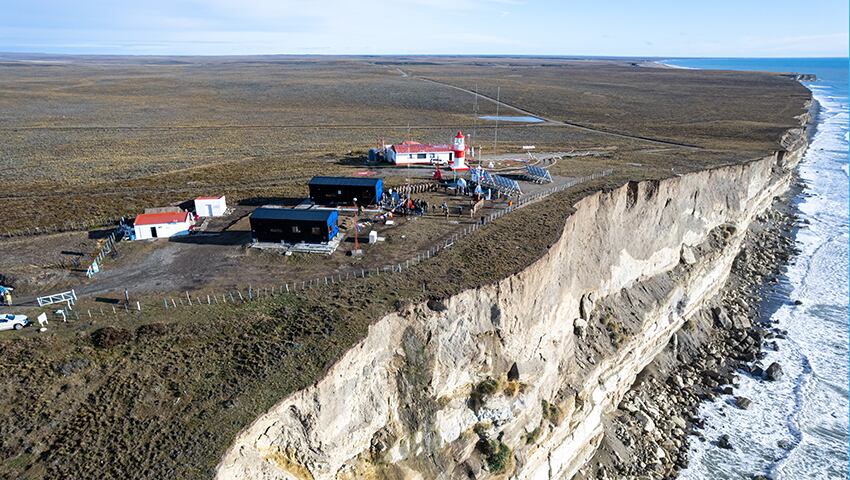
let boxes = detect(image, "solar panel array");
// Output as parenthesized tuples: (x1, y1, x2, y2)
(482, 173, 522, 195)
(470, 167, 490, 184)
(526, 165, 553, 183)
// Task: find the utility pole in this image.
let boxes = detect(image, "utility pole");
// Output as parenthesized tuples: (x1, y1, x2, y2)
(353, 198, 360, 255)
(493, 86, 500, 156)
(472, 83, 479, 151)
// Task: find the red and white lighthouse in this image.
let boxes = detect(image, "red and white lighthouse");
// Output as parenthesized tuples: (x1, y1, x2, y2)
(451, 131, 468, 171)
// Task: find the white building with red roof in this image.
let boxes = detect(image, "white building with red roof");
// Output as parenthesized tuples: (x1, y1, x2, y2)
(133, 210, 195, 240)
(385, 131, 468, 170)
(386, 141, 454, 166)
(194, 195, 227, 217)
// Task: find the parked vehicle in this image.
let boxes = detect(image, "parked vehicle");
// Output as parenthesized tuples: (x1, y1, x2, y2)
(0, 314, 28, 331)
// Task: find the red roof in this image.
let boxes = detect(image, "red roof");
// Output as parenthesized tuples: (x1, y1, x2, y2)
(392, 142, 452, 154)
(195, 195, 224, 200)
(135, 211, 192, 226)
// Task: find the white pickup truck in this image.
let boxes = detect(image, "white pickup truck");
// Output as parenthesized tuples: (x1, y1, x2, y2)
(0, 314, 28, 331)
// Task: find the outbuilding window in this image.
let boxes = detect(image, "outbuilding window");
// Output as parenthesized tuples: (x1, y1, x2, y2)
(311, 227, 321, 235)
(417, 153, 427, 159)
(292, 226, 301, 233)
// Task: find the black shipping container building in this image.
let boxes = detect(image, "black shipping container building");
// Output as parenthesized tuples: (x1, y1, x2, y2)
(250, 208, 339, 244)
(308, 176, 383, 206)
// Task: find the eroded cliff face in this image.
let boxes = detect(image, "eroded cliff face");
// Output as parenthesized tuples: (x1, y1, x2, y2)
(217, 128, 807, 480)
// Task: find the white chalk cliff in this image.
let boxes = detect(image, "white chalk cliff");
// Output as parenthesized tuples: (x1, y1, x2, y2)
(216, 123, 809, 479)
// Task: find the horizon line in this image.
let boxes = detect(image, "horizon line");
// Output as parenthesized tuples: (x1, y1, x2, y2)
(0, 51, 847, 60)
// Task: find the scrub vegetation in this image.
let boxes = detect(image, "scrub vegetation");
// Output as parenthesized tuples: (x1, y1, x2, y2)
(0, 54, 809, 479)
(0, 55, 807, 233)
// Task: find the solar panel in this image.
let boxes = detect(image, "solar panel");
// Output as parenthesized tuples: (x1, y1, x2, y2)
(525, 165, 552, 183)
(469, 167, 522, 195)
(484, 174, 522, 195)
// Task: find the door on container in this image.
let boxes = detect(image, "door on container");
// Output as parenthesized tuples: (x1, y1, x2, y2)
(207, 204, 214, 217)
(150, 227, 158, 238)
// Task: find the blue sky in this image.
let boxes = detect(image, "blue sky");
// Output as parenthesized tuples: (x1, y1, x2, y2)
(0, 0, 847, 57)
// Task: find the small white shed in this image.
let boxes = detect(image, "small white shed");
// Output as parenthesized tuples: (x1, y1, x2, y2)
(194, 196, 227, 217)
(133, 211, 195, 240)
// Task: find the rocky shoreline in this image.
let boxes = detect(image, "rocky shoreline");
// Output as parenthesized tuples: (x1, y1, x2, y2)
(576, 177, 805, 480)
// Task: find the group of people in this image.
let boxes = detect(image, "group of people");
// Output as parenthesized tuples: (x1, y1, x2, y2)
(380, 182, 495, 221)
(394, 197, 430, 217)
(380, 190, 431, 217)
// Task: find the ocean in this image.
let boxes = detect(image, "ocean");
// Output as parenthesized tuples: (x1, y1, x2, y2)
(662, 59, 849, 479)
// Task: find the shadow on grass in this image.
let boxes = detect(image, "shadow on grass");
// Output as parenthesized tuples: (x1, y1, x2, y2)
(236, 196, 305, 207)
(87, 228, 116, 240)
(169, 231, 251, 246)
(94, 297, 121, 304)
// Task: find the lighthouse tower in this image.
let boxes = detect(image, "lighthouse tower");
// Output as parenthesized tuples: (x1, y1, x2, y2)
(451, 131, 468, 171)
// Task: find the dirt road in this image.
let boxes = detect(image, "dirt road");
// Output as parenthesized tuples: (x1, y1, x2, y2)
(410, 75, 702, 150)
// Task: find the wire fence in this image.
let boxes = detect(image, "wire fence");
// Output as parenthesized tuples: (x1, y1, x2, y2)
(85, 229, 122, 278)
(67, 169, 613, 318)
(24, 169, 613, 322)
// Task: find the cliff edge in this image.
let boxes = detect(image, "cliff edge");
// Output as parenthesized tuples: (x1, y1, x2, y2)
(216, 116, 810, 479)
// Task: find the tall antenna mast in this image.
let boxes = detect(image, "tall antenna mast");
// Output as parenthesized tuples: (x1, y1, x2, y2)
(493, 86, 500, 156)
(472, 84, 479, 159)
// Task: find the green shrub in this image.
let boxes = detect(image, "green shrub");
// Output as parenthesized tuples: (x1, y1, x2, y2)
(525, 424, 542, 445)
(470, 378, 500, 410)
(484, 440, 511, 474)
(541, 400, 565, 426)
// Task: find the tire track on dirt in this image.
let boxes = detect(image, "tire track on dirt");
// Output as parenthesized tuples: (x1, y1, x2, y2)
(412, 75, 702, 150)
(0, 123, 548, 131)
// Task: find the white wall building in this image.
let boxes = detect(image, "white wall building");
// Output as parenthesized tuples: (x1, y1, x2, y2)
(385, 141, 454, 166)
(194, 195, 227, 217)
(133, 211, 195, 240)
